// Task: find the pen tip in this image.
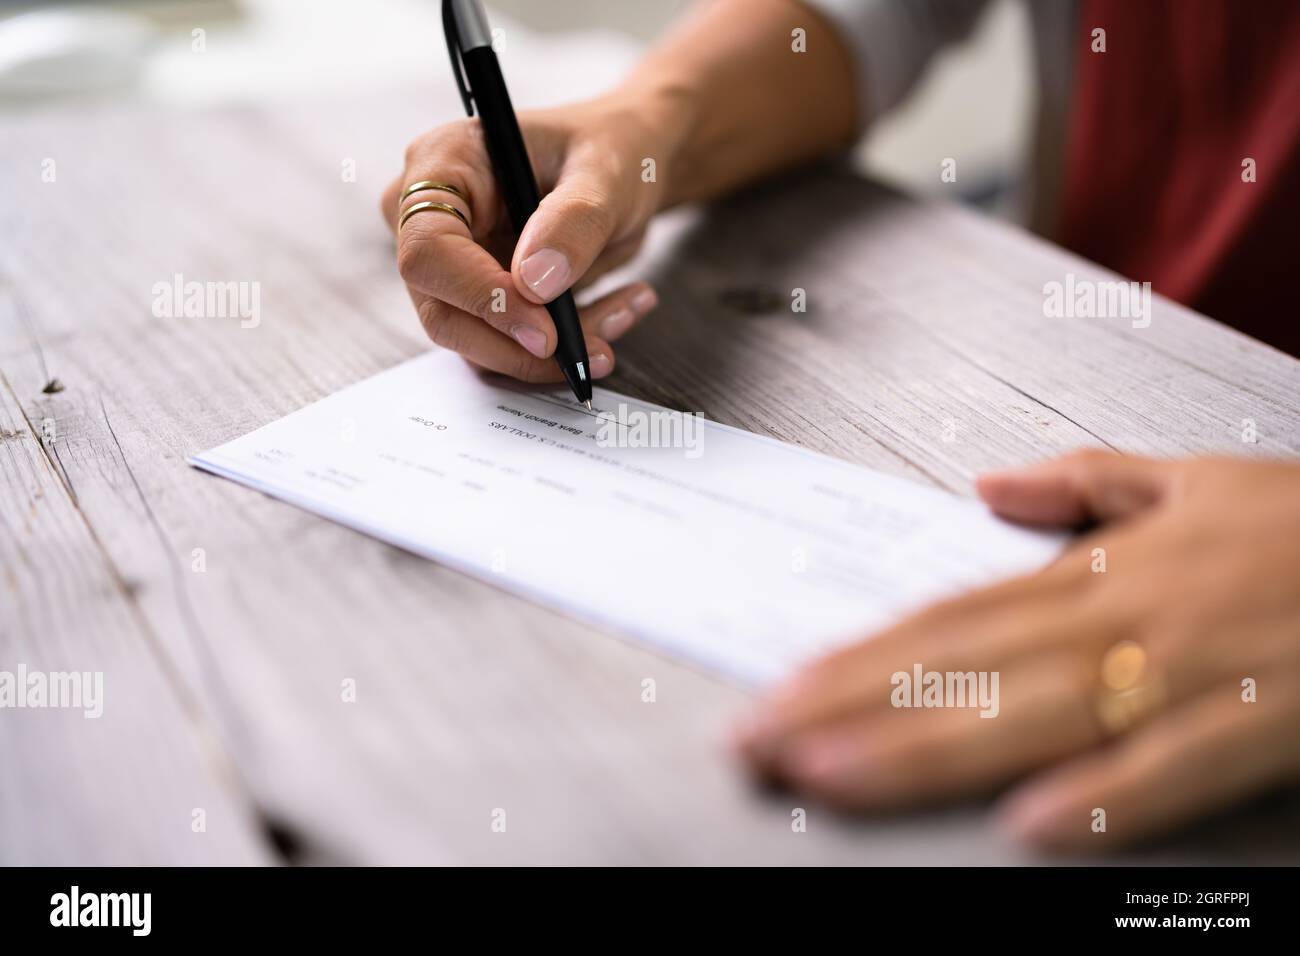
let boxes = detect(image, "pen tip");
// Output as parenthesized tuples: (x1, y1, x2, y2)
(583, 400, 592, 411)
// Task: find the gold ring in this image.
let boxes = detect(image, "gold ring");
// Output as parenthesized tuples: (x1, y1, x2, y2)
(1094, 640, 1166, 736)
(402, 181, 468, 202)
(399, 200, 470, 231)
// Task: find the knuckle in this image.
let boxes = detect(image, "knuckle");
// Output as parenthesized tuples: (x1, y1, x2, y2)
(404, 119, 480, 170)
(396, 240, 421, 285)
(417, 299, 463, 353)
(508, 352, 542, 383)
(402, 134, 431, 168)
(403, 126, 445, 167)
(456, 277, 498, 320)
(396, 233, 437, 287)
(558, 188, 616, 238)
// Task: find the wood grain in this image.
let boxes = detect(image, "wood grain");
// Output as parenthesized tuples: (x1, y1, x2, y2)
(2, 92, 1298, 865)
(0, 363, 270, 865)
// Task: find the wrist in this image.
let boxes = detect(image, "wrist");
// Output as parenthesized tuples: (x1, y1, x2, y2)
(607, 69, 700, 212)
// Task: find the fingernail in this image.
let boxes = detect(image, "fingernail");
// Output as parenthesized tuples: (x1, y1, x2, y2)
(511, 324, 549, 358)
(630, 286, 658, 316)
(589, 352, 613, 378)
(600, 307, 636, 341)
(520, 248, 571, 301)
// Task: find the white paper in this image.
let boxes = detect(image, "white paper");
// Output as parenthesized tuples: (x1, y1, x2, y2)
(191, 349, 1063, 685)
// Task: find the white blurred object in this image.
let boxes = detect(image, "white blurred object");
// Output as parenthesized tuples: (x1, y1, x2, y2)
(140, 0, 640, 109)
(0, 7, 158, 97)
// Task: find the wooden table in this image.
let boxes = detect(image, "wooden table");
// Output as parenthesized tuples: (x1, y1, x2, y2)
(4, 91, 1299, 865)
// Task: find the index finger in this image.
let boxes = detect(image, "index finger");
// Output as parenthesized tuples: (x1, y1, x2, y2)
(735, 559, 1093, 763)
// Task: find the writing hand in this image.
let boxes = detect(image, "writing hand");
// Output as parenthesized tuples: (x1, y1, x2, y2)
(382, 96, 665, 381)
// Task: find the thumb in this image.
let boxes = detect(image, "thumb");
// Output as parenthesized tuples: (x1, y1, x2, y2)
(975, 450, 1176, 528)
(512, 164, 624, 305)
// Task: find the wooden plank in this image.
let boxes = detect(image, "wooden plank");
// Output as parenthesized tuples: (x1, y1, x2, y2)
(613, 170, 1300, 494)
(0, 364, 270, 865)
(3, 96, 1298, 865)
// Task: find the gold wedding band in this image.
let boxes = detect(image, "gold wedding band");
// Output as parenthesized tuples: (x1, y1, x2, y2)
(401, 181, 468, 202)
(399, 200, 470, 231)
(1094, 640, 1166, 736)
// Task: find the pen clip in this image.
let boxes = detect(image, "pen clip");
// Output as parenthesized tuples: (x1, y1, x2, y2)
(442, 0, 474, 117)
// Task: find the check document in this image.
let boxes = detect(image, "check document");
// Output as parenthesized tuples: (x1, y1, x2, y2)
(192, 350, 1063, 684)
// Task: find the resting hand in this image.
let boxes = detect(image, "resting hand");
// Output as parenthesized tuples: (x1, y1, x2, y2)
(735, 451, 1300, 853)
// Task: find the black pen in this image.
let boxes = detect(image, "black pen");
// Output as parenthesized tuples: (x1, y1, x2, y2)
(442, 0, 593, 409)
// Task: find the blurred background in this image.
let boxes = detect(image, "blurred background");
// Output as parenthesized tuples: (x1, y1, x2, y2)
(0, 0, 1033, 211)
